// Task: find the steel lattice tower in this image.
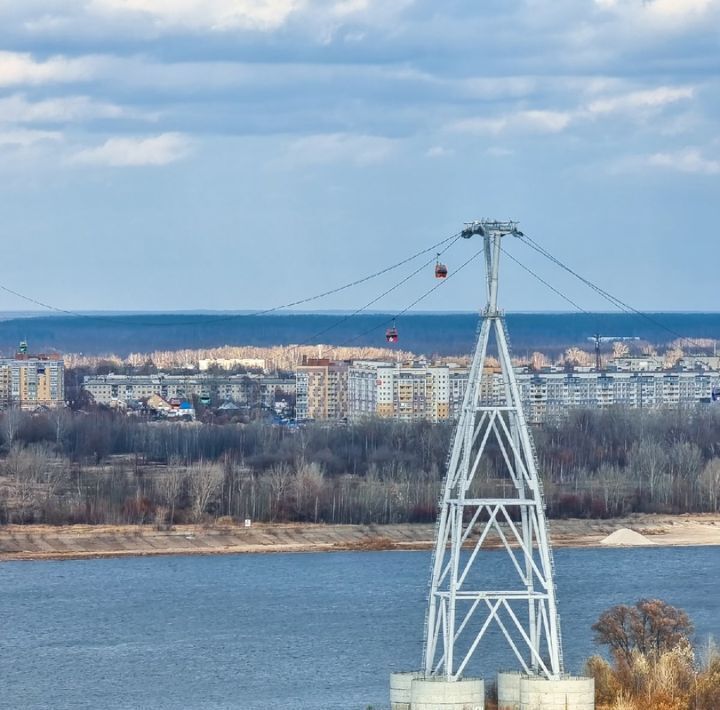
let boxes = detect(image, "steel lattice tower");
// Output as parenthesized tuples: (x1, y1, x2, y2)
(422, 220, 563, 682)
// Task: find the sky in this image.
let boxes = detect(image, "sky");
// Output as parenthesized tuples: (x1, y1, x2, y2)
(0, 0, 718, 314)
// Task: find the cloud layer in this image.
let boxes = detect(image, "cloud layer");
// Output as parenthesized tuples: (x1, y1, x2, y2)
(0, 1, 716, 170)
(0, 0, 718, 311)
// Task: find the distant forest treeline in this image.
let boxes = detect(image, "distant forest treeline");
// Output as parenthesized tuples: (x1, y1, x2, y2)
(2, 406, 720, 525)
(3, 311, 720, 356)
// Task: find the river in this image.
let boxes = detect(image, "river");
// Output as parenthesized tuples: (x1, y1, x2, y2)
(1, 546, 718, 709)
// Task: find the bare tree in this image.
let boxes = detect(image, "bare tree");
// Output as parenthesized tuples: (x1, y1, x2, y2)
(2, 443, 54, 523)
(188, 461, 223, 522)
(292, 462, 324, 522)
(1, 408, 23, 448)
(700, 458, 720, 512)
(592, 598, 693, 664)
(156, 466, 186, 526)
(49, 408, 71, 448)
(267, 463, 292, 521)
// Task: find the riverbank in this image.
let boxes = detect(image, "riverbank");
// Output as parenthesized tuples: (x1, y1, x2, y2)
(2, 513, 720, 561)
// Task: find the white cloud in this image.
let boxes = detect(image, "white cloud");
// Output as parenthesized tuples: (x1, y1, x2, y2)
(586, 86, 694, 115)
(592, 0, 719, 34)
(71, 132, 191, 166)
(89, 0, 301, 31)
(0, 94, 130, 123)
(285, 133, 395, 166)
(518, 110, 572, 132)
(425, 145, 453, 158)
(0, 51, 96, 86)
(448, 83, 696, 139)
(647, 148, 720, 175)
(645, 0, 716, 20)
(450, 110, 572, 135)
(0, 128, 63, 147)
(331, 0, 370, 17)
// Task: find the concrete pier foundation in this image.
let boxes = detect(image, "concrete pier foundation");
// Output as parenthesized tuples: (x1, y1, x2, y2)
(496, 673, 594, 710)
(519, 676, 594, 710)
(390, 672, 418, 710)
(497, 672, 522, 710)
(410, 677, 484, 710)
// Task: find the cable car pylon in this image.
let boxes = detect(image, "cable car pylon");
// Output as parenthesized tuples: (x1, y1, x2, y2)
(389, 220, 595, 710)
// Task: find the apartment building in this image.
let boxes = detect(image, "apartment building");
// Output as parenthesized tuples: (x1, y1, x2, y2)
(83, 373, 295, 409)
(348, 361, 460, 422)
(0, 343, 64, 409)
(83, 361, 720, 424)
(349, 361, 720, 424)
(295, 358, 348, 421)
(516, 370, 718, 423)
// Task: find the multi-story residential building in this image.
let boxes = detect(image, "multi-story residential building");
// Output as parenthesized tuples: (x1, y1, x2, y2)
(83, 360, 720, 424)
(0, 342, 64, 409)
(83, 373, 295, 410)
(516, 369, 719, 423)
(612, 355, 665, 372)
(350, 361, 720, 424)
(295, 358, 348, 421)
(348, 361, 463, 422)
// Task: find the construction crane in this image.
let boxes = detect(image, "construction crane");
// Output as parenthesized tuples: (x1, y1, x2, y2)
(588, 333, 640, 371)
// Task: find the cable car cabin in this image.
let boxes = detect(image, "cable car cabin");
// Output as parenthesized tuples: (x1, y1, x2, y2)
(385, 327, 398, 343)
(435, 262, 448, 279)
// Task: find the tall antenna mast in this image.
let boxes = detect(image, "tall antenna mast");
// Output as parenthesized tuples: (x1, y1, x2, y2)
(423, 219, 563, 680)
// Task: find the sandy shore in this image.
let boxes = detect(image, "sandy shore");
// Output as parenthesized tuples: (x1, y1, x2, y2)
(2, 514, 720, 562)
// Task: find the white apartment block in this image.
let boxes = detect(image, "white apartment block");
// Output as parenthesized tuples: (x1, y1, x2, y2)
(515, 370, 719, 423)
(83, 373, 295, 408)
(349, 362, 720, 424)
(348, 361, 456, 422)
(84, 363, 720, 423)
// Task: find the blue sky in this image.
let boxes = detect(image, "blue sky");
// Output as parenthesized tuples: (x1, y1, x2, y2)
(0, 0, 718, 314)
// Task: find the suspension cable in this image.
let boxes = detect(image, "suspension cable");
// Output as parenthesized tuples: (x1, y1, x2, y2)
(519, 234, 707, 350)
(341, 245, 485, 346)
(0, 231, 463, 329)
(500, 245, 590, 315)
(291, 235, 463, 349)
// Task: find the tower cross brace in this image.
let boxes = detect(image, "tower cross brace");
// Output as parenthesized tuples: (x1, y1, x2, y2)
(422, 220, 564, 681)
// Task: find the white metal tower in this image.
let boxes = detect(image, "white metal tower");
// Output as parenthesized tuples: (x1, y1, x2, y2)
(422, 220, 563, 682)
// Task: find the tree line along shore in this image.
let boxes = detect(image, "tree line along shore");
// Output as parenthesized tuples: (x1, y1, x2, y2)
(2, 405, 720, 528)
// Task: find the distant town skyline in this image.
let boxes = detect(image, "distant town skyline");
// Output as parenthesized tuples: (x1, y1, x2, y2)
(0, 1, 718, 314)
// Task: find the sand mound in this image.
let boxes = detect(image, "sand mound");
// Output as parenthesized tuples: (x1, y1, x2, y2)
(601, 528, 656, 546)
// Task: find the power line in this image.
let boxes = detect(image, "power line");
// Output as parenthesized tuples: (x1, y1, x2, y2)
(341, 244, 485, 346)
(0, 231, 462, 330)
(0, 284, 77, 317)
(292, 235, 462, 349)
(500, 245, 590, 315)
(519, 235, 633, 315)
(519, 234, 706, 350)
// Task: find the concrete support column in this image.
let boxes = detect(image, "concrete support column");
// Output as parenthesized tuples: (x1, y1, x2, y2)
(410, 677, 484, 710)
(497, 672, 522, 710)
(390, 672, 419, 710)
(519, 675, 594, 710)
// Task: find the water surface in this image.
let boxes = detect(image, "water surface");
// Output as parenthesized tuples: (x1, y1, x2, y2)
(1, 546, 718, 709)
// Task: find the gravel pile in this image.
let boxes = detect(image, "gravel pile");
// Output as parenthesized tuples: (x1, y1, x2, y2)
(601, 528, 656, 546)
